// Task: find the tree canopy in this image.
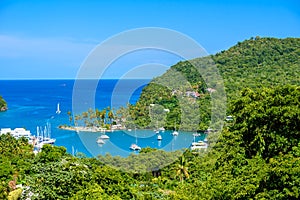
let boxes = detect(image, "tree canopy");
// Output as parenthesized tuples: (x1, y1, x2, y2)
(1, 37, 300, 199)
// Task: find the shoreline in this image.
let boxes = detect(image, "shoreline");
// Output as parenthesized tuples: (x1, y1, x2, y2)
(58, 125, 214, 133)
(58, 125, 124, 133)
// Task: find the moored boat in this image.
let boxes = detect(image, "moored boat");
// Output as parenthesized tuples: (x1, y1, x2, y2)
(157, 134, 162, 140)
(172, 131, 179, 136)
(100, 134, 110, 139)
(129, 143, 141, 151)
(172, 122, 179, 136)
(56, 103, 61, 114)
(96, 138, 105, 144)
(190, 141, 208, 150)
(159, 127, 165, 132)
(34, 123, 56, 149)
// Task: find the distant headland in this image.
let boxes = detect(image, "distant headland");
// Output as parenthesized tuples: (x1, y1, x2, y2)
(0, 96, 7, 111)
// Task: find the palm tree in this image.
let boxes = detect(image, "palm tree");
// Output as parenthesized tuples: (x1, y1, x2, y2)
(82, 112, 88, 127)
(100, 109, 106, 127)
(175, 155, 190, 183)
(67, 111, 72, 125)
(107, 107, 114, 131)
(95, 108, 101, 127)
(74, 114, 81, 127)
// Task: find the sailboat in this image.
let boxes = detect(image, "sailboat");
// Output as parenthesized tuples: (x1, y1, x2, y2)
(56, 103, 61, 114)
(154, 120, 159, 134)
(35, 123, 56, 149)
(172, 122, 179, 136)
(130, 128, 141, 151)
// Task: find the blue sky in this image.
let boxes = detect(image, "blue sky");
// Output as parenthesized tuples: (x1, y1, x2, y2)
(0, 0, 299, 79)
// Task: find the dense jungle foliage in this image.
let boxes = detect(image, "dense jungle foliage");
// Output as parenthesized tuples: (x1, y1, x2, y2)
(0, 37, 299, 199)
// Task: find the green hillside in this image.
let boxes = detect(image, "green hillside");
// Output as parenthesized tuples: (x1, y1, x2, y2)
(214, 37, 300, 100)
(1, 85, 299, 199)
(1, 37, 300, 199)
(122, 37, 300, 131)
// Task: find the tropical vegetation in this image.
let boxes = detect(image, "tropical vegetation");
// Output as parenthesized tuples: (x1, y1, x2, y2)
(0, 37, 299, 199)
(120, 37, 300, 131)
(60, 107, 116, 131)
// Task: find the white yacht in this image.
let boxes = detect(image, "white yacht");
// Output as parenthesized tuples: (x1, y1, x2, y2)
(190, 141, 208, 150)
(99, 134, 110, 139)
(96, 138, 105, 144)
(157, 134, 162, 140)
(172, 131, 179, 136)
(35, 123, 56, 148)
(159, 127, 165, 132)
(172, 122, 179, 136)
(129, 144, 141, 151)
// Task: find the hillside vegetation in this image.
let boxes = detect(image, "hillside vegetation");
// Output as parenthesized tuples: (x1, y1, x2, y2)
(0, 37, 300, 199)
(1, 85, 299, 199)
(120, 37, 300, 131)
(214, 37, 300, 100)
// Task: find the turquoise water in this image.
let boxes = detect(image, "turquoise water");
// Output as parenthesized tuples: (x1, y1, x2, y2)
(0, 80, 203, 157)
(79, 129, 205, 157)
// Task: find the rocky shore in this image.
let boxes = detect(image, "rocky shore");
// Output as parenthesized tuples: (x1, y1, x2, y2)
(0, 106, 7, 111)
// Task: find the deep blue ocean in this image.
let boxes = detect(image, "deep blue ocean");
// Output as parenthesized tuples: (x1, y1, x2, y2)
(0, 80, 203, 157)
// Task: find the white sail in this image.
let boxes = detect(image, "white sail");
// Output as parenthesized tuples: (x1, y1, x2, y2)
(36, 126, 39, 138)
(56, 103, 61, 114)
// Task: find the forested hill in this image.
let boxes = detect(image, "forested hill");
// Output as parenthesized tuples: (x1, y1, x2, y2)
(125, 37, 300, 130)
(0, 96, 7, 111)
(1, 37, 300, 199)
(213, 37, 300, 100)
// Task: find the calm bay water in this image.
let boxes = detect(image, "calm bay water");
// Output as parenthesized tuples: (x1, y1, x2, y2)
(0, 80, 203, 157)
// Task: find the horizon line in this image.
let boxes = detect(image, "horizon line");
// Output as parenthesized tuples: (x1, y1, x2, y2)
(0, 78, 153, 80)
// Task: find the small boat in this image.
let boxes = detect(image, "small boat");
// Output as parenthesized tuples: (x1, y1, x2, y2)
(155, 130, 160, 134)
(172, 131, 179, 136)
(172, 122, 179, 136)
(56, 103, 61, 114)
(128, 129, 132, 132)
(41, 137, 56, 144)
(159, 127, 165, 132)
(190, 141, 208, 150)
(34, 123, 56, 149)
(157, 134, 162, 140)
(99, 134, 109, 139)
(204, 128, 213, 134)
(96, 138, 105, 144)
(130, 144, 141, 151)
(35, 139, 56, 149)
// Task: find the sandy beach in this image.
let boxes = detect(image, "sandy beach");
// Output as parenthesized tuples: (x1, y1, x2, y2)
(59, 125, 124, 133)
